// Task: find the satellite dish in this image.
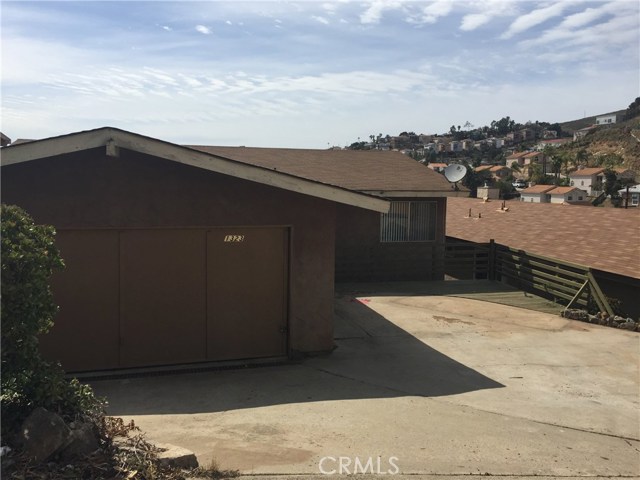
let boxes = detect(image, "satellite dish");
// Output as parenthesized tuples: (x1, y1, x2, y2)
(444, 163, 467, 183)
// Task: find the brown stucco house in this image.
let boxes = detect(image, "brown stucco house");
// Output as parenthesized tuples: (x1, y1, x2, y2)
(1, 127, 461, 372)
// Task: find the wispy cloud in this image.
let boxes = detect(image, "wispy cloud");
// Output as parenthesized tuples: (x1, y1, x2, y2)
(409, 0, 454, 25)
(195, 25, 211, 35)
(312, 15, 329, 25)
(1, 0, 638, 148)
(501, 2, 570, 39)
(360, 0, 403, 25)
(456, 0, 511, 31)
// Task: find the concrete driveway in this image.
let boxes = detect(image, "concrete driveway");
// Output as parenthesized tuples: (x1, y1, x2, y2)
(92, 283, 640, 478)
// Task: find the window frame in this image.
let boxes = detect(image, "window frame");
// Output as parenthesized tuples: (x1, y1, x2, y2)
(380, 201, 437, 243)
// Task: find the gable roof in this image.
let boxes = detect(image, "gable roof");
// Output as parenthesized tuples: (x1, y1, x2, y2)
(547, 186, 583, 195)
(187, 145, 458, 197)
(523, 151, 543, 158)
(446, 197, 640, 279)
(569, 168, 605, 177)
(0, 127, 389, 213)
(521, 185, 556, 194)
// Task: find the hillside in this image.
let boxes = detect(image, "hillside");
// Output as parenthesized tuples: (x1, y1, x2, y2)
(559, 110, 627, 133)
(560, 117, 640, 172)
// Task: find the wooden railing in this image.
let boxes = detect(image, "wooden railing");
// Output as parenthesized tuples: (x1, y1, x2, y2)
(444, 241, 491, 280)
(445, 238, 613, 315)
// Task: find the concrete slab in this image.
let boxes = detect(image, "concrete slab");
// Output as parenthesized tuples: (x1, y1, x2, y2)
(92, 284, 640, 478)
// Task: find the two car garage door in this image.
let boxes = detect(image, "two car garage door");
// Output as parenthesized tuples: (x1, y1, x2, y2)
(41, 227, 289, 372)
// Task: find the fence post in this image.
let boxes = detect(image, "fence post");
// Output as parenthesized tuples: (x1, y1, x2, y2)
(488, 239, 496, 281)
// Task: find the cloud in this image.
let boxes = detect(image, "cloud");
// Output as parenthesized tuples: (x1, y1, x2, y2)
(501, 2, 569, 39)
(420, 0, 453, 24)
(225, 20, 232, 25)
(460, 13, 492, 31)
(456, 0, 512, 31)
(162, 25, 172, 31)
(312, 15, 329, 25)
(359, 0, 403, 25)
(519, 8, 638, 51)
(195, 25, 211, 35)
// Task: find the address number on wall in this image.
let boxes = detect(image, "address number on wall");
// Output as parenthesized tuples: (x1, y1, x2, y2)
(224, 235, 245, 243)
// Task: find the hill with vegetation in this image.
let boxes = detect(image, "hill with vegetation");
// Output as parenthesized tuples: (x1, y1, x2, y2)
(558, 110, 627, 134)
(550, 117, 640, 173)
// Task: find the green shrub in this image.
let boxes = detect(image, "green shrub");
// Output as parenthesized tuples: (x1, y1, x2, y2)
(1, 205, 103, 440)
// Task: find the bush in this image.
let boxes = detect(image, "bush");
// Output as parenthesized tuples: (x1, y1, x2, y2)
(1, 205, 103, 441)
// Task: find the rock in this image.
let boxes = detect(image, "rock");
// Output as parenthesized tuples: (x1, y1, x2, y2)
(59, 422, 100, 459)
(18, 408, 71, 463)
(620, 321, 638, 331)
(155, 443, 199, 469)
(587, 314, 598, 324)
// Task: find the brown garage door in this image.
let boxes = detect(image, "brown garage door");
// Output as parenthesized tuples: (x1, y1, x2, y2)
(119, 230, 207, 368)
(45, 227, 289, 371)
(207, 227, 288, 361)
(43, 230, 120, 371)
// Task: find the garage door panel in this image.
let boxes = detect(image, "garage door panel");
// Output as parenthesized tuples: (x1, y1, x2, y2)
(207, 228, 288, 360)
(119, 230, 206, 367)
(42, 230, 120, 371)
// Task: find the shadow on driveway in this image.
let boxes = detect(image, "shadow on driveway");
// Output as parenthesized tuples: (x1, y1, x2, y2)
(93, 293, 503, 416)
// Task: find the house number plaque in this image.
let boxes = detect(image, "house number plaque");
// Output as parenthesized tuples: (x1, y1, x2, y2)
(224, 235, 245, 243)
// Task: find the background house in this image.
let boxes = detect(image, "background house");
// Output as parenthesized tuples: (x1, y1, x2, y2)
(619, 184, 640, 207)
(520, 185, 555, 203)
(569, 167, 605, 196)
(596, 114, 622, 125)
(547, 186, 588, 204)
(506, 151, 528, 168)
(1, 127, 461, 372)
(475, 165, 511, 181)
(427, 162, 448, 172)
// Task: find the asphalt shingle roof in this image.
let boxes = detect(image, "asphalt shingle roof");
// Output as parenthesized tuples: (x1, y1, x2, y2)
(187, 146, 454, 193)
(446, 197, 640, 279)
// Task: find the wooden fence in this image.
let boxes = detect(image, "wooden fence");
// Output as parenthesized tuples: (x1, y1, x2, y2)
(444, 238, 613, 315)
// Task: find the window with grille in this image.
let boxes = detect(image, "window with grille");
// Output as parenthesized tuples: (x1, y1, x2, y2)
(380, 201, 437, 242)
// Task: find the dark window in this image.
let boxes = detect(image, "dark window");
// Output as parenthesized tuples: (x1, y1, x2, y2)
(380, 201, 437, 242)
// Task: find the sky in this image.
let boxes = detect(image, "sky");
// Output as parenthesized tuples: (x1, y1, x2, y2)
(1, 0, 639, 148)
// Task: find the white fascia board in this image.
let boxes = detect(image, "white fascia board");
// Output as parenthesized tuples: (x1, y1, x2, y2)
(1, 128, 390, 213)
(1, 129, 111, 166)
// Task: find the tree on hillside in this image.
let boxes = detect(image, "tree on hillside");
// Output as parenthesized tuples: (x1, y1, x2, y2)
(624, 97, 640, 120)
(490, 116, 516, 135)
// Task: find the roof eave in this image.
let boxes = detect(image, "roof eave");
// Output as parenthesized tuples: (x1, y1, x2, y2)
(1, 127, 390, 214)
(361, 189, 468, 198)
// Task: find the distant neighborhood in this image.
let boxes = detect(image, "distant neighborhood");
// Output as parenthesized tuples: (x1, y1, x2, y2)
(346, 99, 640, 208)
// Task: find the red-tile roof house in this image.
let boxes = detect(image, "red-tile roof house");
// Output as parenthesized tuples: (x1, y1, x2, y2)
(475, 165, 511, 180)
(520, 184, 556, 203)
(547, 186, 589, 204)
(569, 168, 605, 196)
(506, 151, 528, 168)
(427, 162, 448, 172)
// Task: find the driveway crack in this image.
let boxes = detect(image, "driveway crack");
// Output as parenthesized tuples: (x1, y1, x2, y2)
(432, 398, 640, 443)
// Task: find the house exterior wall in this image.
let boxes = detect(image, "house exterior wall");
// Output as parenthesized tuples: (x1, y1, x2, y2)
(335, 198, 447, 282)
(1, 148, 338, 356)
(570, 175, 602, 196)
(549, 195, 563, 204)
(596, 114, 620, 125)
(521, 193, 547, 203)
